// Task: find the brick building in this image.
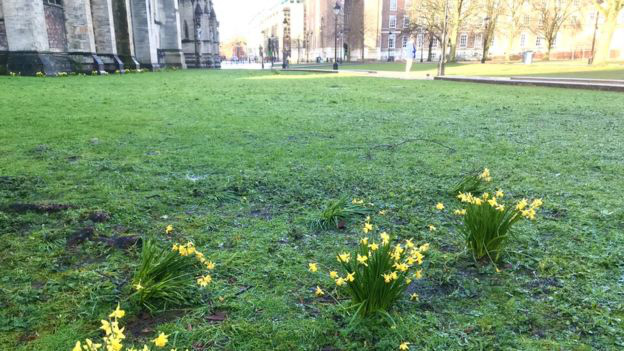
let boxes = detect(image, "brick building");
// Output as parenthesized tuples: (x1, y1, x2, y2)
(254, 0, 624, 63)
(0, 0, 221, 76)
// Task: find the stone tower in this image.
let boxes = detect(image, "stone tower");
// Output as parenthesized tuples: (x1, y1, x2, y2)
(179, 0, 220, 68)
(0, 0, 221, 76)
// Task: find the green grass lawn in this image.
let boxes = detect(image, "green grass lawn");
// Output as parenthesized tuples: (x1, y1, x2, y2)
(326, 61, 624, 80)
(1, 70, 623, 350)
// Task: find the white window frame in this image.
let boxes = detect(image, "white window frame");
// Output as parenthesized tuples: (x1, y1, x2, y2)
(403, 16, 410, 28)
(390, 0, 398, 11)
(459, 33, 468, 48)
(536, 36, 542, 48)
(389, 15, 397, 29)
(520, 33, 526, 48)
(417, 33, 424, 48)
(388, 34, 396, 49)
(402, 36, 408, 48)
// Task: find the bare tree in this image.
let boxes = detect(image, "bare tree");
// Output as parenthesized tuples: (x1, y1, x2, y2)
(407, 0, 446, 61)
(530, 0, 577, 60)
(592, 0, 624, 64)
(448, 0, 478, 62)
(501, 0, 526, 62)
(480, 0, 504, 63)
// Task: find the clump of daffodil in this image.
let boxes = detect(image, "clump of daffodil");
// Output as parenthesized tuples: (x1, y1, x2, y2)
(453, 186, 543, 263)
(308, 220, 429, 319)
(165, 224, 174, 235)
(451, 167, 493, 195)
(71, 304, 170, 351)
(132, 239, 217, 311)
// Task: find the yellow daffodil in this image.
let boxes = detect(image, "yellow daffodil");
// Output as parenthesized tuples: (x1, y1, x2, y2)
(479, 168, 491, 180)
(487, 198, 498, 207)
(100, 320, 112, 335)
(383, 273, 393, 283)
(454, 209, 467, 216)
(379, 210, 387, 215)
(337, 252, 351, 263)
(360, 237, 369, 245)
(204, 260, 216, 270)
(85, 339, 101, 351)
(496, 204, 505, 212)
(368, 242, 379, 251)
(414, 269, 423, 279)
(308, 263, 318, 273)
(419, 243, 430, 252)
(428, 225, 437, 232)
(196, 275, 212, 287)
(496, 189, 504, 198)
(178, 245, 188, 256)
(482, 192, 490, 200)
(405, 239, 414, 248)
(531, 198, 543, 209)
(134, 281, 143, 291)
(410, 293, 419, 301)
(346, 272, 355, 282)
(435, 202, 445, 211)
(315, 286, 324, 297)
(153, 332, 168, 347)
(329, 271, 338, 279)
(399, 342, 411, 350)
(394, 262, 409, 272)
(357, 254, 368, 266)
(165, 225, 173, 234)
(352, 199, 364, 205)
(363, 222, 373, 233)
(390, 271, 398, 280)
(516, 199, 528, 210)
(109, 304, 125, 319)
(335, 277, 346, 286)
(172, 243, 179, 252)
(473, 198, 483, 206)
(72, 341, 82, 351)
(380, 232, 390, 245)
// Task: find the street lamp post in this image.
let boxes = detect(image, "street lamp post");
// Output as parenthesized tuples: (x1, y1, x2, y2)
(282, 17, 289, 69)
(438, 0, 449, 76)
(420, 30, 425, 63)
(333, 2, 341, 70)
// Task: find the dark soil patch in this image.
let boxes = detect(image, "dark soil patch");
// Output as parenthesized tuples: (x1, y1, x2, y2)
(7, 203, 74, 214)
(66, 227, 95, 247)
(526, 277, 562, 298)
(98, 235, 142, 250)
(67, 226, 140, 250)
(205, 311, 227, 323)
(88, 211, 110, 223)
(126, 310, 184, 337)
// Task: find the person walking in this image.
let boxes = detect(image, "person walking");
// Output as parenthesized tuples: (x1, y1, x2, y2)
(405, 36, 417, 74)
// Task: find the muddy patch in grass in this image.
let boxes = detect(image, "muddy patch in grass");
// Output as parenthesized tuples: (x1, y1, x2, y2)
(6, 203, 74, 214)
(126, 310, 185, 337)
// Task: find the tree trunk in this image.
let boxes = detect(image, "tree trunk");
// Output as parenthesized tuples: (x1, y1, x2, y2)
(593, 12, 618, 65)
(427, 37, 434, 62)
(481, 43, 489, 63)
(544, 44, 552, 61)
(448, 26, 459, 62)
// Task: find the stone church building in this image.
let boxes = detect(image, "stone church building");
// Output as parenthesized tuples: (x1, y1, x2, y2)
(0, 0, 220, 76)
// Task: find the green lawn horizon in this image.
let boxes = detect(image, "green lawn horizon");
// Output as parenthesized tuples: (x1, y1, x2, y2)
(1, 70, 623, 350)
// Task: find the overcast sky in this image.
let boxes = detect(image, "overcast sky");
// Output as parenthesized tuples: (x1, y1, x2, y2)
(213, 0, 278, 43)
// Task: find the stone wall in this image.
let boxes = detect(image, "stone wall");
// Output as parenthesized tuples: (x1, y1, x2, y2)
(91, 0, 117, 54)
(0, 0, 8, 51)
(44, 4, 67, 52)
(112, 0, 133, 57)
(64, 0, 96, 52)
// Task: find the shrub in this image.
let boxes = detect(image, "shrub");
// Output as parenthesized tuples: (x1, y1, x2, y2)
(35, 71, 45, 78)
(311, 219, 428, 320)
(451, 168, 492, 195)
(312, 197, 373, 230)
(455, 191, 542, 263)
(130, 239, 216, 311)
